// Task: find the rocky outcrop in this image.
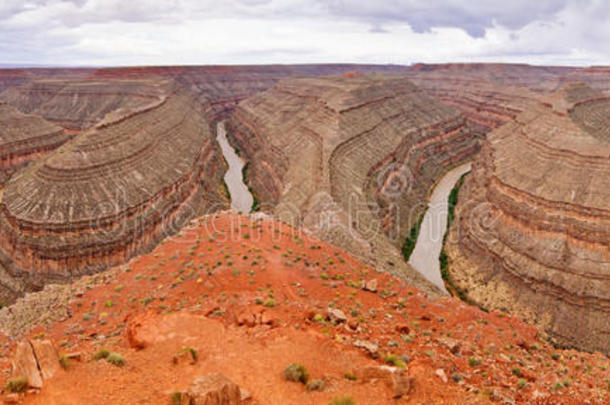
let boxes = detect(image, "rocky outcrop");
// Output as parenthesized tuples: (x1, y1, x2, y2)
(11, 339, 59, 389)
(0, 79, 168, 129)
(446, 82, 610, 354)
(0, 89, 228, 305)
(226, 75, 480, 296)
(0, 103, 72, 183)
(180, 374, 242, 405)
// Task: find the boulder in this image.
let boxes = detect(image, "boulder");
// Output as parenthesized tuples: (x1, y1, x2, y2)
(363, 279, 378, 293)
(181, 373, 241, 405)
(327, 307, 347, 323)
(11, 342, 42, 389)
(356, 365, 413, 398)
(30, 340, 59, 380)
(353, 339, 379, 358)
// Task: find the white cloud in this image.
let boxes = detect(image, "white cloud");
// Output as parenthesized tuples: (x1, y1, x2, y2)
(1, 0, 610, 66)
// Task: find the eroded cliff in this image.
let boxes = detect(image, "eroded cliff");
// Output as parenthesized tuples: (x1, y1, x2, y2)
(445, 82, 610, 354)
(226, 75, 481, 296)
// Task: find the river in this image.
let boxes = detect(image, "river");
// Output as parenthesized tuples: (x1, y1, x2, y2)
(408, 163, 472, 292)
(216, 122, 254, 213)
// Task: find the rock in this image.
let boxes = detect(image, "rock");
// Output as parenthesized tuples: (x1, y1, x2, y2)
(327, 307, 347, 323)
(435, 368, 448, 383)
(65, 352, 83, 362)
(30, 340, 59, 380)
(437, 337, 461, 354)
(2, 393, 21, 404)
(182, 373, 241, 405)
(363, 279, 378, 293)
(356, 365, 413, 398)
(353, 339, 379, 358)
(11, 341, 42, 389)
(395, 324, 410, 334)
(239, 387, 251, 401)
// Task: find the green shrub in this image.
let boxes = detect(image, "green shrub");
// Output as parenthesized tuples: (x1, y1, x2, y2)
(263, 298, 276, 308)
(329, 397, 356, 405)
(402, 214, 424, 261)
(106, 352, 126, 367)
(468, 357, 481, 367)
(171, 391, 182, 405)
(179, 346, 197, 362)
(383, 353, 406, 368)
(306, 379, 325, 391)
(511, 367, 523, 377)
(5, 377, 27, 393)
(93, 348, 110, 360)
(344, 371, 357, 381)
(284, 363, 309, 384)
(517, 379, 527, 389)
(59, 354, 70, 369)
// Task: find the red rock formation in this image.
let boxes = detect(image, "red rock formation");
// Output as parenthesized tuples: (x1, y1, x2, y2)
(0, 89, 228, 304)
(446, 83, 610, 354)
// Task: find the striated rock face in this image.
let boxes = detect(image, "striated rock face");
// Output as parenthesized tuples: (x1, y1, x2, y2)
(0, 89, 228, 304)
(227, 75, 480, 296)
(0, 79, 168, 129)
(0, 103, 71, 183)
(404, 70, 542, 135)
(446, 82, 610, 354)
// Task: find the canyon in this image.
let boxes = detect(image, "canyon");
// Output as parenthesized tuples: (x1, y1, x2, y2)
(0, 64, 607, 401)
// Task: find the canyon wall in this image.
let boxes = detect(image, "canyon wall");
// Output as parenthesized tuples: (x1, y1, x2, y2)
(0, 89, 228, 304)
(226, 75, 481, 296)
(445, 83, 610, 354)
(0, 103, 71, 183)
(0, 79, 168, 130)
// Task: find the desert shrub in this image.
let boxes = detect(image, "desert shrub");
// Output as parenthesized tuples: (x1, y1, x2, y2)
(517, 379, 527, 389)
(59, 354, 70, 369)
(106, 352, 126, 367)
(512, 367, 523, 377)
(179, 346, 198, 362)
(284, 363, 309, 384)
(171, 391, 182, 405)
(383, 353, 406, 368)
(344, 371, 357, 381)
(93, 348, 110, 360)
(468, 356, 481, 367)
(5, 377, 27, 393)
(263, 298, 276, 307)
(329, 397, 356, 405)
(306, 379, 325, 391)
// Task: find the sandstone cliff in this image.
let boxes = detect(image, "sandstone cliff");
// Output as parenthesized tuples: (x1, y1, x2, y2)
(0, 103, 71, 184)
(446, 82, 610, 354)
(0, 89, 228, 304)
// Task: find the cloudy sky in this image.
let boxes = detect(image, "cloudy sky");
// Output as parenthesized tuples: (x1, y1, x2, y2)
(1, 0, 609, 67)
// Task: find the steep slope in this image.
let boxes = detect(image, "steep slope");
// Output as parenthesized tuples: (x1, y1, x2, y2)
(445, 83, 610, 354)
(226, 75, 481, 296)
(0, 212, 607, 404)
(0, 89, 228, 305)
(0, 103, 71, 183)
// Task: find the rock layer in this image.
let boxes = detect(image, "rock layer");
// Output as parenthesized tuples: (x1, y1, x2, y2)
(446, 83, 610, 354)
(0, 103, 71, 183)
(227, 75, 480, 296)
(0, 89, 228, 304)
(0, 79, 167, 129)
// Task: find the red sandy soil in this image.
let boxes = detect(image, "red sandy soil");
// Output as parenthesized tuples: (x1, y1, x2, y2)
(1, 212, 608, 404)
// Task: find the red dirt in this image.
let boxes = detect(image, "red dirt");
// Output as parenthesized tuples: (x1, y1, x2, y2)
(1, 212, 608, 404)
